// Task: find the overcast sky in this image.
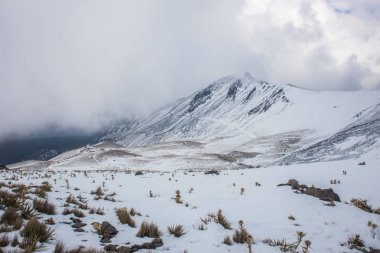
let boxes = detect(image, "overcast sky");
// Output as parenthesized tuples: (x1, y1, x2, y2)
(1, 0, 380, 140)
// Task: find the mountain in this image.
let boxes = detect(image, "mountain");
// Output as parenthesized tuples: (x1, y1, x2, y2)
(102, 73, 380, 164)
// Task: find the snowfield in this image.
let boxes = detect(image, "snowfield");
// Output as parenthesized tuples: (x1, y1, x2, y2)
(1, 146, 379, 253)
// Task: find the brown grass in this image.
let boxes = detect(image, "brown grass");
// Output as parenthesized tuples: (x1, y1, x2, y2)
(0, 233, 10, 247)
(168, 224, 186, 237)
(21, 217, 54, 243)
(116, 208, 135, 227)
(33, 198, 56, 215)
(136, 222, 161, 238)
(215, 209, 231, 230)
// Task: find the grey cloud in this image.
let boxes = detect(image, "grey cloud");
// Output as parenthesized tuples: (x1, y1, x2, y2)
(0, 0, 379, 140)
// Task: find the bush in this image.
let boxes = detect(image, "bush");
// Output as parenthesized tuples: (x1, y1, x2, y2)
(116, 208, 135, 227)
(351, 198, 373, 213)
(0, 233, 10, 247)
(0, 190, 21, 208)
(347, 234, 365, 249)
(1, 207, 20, 226)
(136, 222, 161, 238)
(21, 204, 36, 220)
(223, 235, 232, 245)
(215, 209, 231, 230)
(21, 218, 54, 245)
(33, 198, 56, 215)
(168, 224, 186, 237)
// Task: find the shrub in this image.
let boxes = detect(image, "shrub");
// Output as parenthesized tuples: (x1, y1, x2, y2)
(21, 204, 36, 220)
(215, 209, 231, 230)
(116, 208, 135, 227)
(232, 220, 251, 244)
(347, 234, 365, 249)
(0, 190, 21, 208)
(91, 186, 104, 196)
(195, 223, 207, 230)
(21, 218, 54, 243)
(72, 209, 85, 218)
(1, 207, 20, 226)
(351, 198, 373, 213)
(223, 235, 232, 245)
(33, 198, 56, 215)
(168, 224, 186, 237)
(136, 222, 161, 238)
(0, 233, 10, 247)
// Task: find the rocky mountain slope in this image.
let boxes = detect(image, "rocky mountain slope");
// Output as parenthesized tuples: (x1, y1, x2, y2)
(103, 73, 380, 164)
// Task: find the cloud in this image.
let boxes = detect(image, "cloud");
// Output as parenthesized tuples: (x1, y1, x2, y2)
(237, 0, 380, 89)
(0, 0, 379, 140)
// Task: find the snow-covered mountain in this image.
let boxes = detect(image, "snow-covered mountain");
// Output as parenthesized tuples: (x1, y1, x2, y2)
(103, 73, 380, 164)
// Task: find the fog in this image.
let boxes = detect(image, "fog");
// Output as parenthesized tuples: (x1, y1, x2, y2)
(1, 0, 379, 140)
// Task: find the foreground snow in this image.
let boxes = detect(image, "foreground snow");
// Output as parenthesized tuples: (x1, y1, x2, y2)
(1, 156, 379, 252)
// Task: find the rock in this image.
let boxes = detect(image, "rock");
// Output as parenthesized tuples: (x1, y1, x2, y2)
(287, 179, 299, 189)
(101, 221, 118, 236)
(101, 236, 112, 243)
(358, 161, 366, 165)
(0, 164, 9, 170)
(70, 217, 82, 223)
(72, 222, 86, 228)
(304, 187, 340, 202)
(369, 248, 380, 253)
(135, 171, 144, 176)
(204, 170, 219, 175)
(117, 246, 131, 253)
(151, 238, 164, 247)
(74, 228, 85, 232)
(104, 244, 118, 251)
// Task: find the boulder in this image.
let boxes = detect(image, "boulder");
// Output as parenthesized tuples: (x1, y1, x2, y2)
(101, 221, 118, 236)
(135, 171, 144, 176)
(304, 187, 340, 202)
(287, 179, 299, 189)
(204, 170, 220, 175)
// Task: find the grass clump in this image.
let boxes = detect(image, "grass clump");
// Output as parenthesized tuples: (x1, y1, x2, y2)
(215, 209, 231, 230)
(168, 224, 186, 237)
(0, 233, 10, 247)
(33, 198, 56, 215)
(0, 190, 21, 208)
(91, 186, 104, 196)
(136, 221, 161, 238)
(21, 204, 36, 220)
(223, 235, 232, 245)
(351, 198, 373, 213)
(116, 208, 135, 227)
(20, 217, 54, 251)
(347, 234, 365, 250)
(233, 220, 252, 244)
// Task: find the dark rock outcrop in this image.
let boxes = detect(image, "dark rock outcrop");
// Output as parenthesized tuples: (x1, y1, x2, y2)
(304, 187, 341, 202)
(278, 179, 341, 203)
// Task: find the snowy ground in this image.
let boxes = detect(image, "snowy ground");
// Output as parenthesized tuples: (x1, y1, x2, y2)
(1, 152, 380, 252)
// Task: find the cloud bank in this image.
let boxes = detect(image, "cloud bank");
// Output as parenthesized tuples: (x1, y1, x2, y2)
(0, 0, 379, 140)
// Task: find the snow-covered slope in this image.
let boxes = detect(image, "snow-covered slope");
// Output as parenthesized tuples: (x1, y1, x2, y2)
(103, 73, 380, 164)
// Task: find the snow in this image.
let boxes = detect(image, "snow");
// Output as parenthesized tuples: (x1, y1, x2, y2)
(1, 149, 380, 252)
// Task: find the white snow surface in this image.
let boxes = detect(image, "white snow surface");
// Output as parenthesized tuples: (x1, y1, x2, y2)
(1, 157, 380, 252)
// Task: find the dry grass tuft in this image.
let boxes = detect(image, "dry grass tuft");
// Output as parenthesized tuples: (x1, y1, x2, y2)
(136, 221, 161, 238)
(215, 209, 231, 230)
(223, 235, 232, 245)
(116, 208, 135, 227)
(21, 218, 54, 246)
(0, 233, 10, 247)
(33, 198, 56, 215)
(168, 224, 186, 237)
